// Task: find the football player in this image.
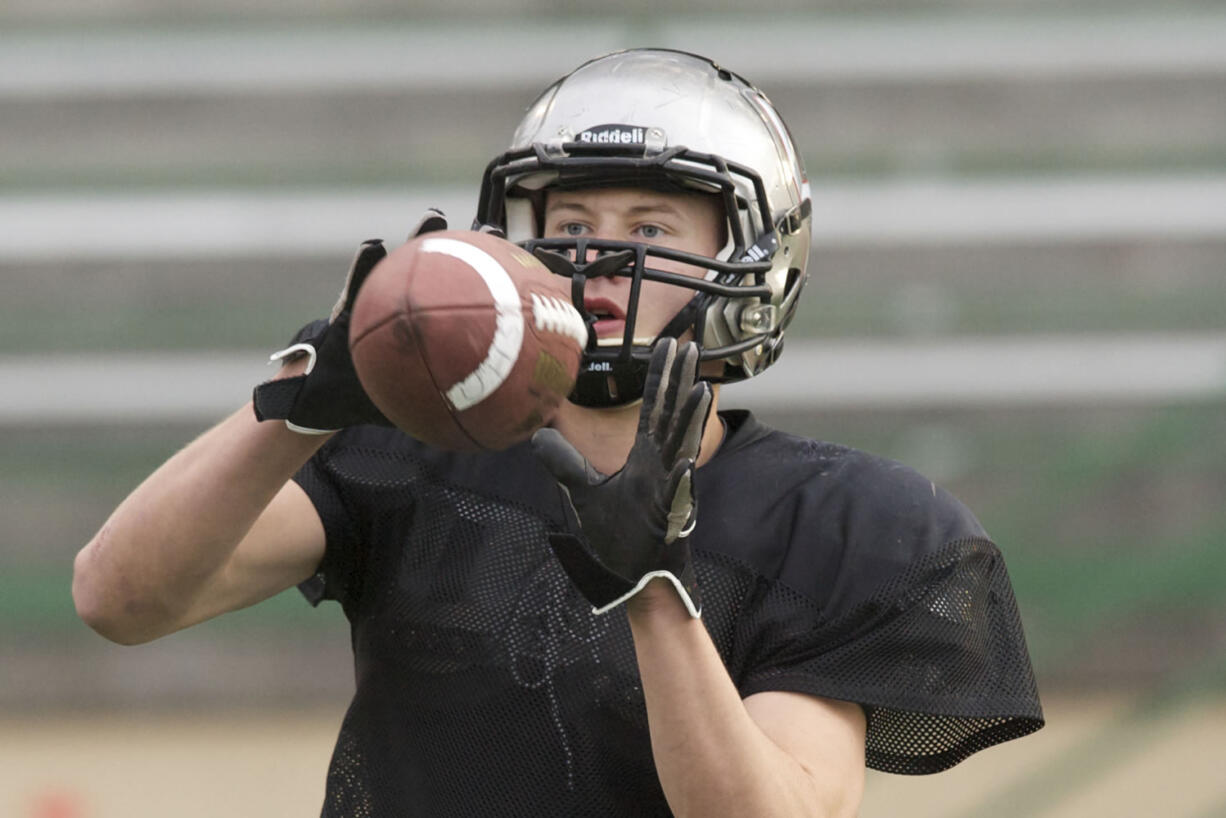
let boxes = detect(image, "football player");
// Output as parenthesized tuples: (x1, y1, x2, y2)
(74, 49, 1043, 816)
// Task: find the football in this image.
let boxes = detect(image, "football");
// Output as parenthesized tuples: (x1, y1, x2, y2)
(349, 230, 588, 451)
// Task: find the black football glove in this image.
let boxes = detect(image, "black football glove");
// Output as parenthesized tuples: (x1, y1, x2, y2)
(532, 338, 712, 617)
(252, 208, 449, 434)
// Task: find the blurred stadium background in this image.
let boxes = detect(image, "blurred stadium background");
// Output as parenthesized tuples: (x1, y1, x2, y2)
(2, 0, 1225, 815)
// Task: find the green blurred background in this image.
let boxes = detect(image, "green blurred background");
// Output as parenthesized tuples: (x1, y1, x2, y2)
(2, 1, 1224, 815)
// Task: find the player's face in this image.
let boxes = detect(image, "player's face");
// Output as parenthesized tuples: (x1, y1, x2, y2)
(542, 187, 725, 344)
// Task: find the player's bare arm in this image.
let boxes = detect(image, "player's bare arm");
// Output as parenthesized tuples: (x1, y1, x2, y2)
(73, 215, 452, 645)
(538, 340, 865, 816)
(628, 584, 866, 818)
(72, 397, 329, 645)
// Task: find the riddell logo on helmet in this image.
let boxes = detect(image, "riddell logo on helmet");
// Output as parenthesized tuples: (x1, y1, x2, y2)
(577, 124, 646, 145)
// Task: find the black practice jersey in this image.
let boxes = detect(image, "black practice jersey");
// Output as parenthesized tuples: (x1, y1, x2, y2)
(295, 410, 1042, 817)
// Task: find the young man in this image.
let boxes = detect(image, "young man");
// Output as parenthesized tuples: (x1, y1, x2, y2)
(73, 50, 1042, 816)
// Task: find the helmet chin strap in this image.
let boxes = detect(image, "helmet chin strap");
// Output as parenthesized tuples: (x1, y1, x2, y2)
(569, 291, 706, 408)
(569, 359, 650, 408)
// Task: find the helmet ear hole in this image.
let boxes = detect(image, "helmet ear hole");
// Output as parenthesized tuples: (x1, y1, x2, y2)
(785, 267, 803, 291)
(778, 267, 806, 327)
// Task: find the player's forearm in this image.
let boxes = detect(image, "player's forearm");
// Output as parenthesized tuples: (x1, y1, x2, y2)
(627, 584, 848, 818)
(72, 402, 328, 643)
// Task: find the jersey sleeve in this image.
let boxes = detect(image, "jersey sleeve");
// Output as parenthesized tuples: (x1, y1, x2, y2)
(735, 452, 1044, 774)
(292, 436, 367, 609)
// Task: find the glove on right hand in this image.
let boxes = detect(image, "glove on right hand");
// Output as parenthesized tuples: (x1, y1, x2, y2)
(252, 208, 448, 434)
(532, 339, 711, 617)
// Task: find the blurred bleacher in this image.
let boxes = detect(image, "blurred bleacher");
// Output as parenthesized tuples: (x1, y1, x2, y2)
(2, 0, 1225, 757)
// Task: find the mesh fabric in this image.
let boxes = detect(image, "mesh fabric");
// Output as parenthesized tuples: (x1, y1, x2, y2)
(294, 414, 1042, 815)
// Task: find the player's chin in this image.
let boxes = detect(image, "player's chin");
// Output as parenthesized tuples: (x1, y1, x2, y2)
(592, 319, 626, 339)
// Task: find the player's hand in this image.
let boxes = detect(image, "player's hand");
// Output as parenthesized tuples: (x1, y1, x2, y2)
(532, 338, 711, 617)
(252, 208, 449, 433)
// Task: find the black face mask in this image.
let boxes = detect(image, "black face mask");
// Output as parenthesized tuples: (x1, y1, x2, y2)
(522, 236, 775, 407)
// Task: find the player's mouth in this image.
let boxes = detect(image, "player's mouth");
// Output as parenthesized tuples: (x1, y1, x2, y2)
(584, 297, 626, 338)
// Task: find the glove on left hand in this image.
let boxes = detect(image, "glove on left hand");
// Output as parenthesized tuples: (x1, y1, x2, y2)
(252, 208, 449, 433)
(532, 338, 712, 617)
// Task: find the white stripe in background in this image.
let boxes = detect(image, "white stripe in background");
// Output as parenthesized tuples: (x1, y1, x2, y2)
(3, 16, 1226, 98)
(3, 176, 1226, 262)
(807, 176, 1226, 245)
(3, 335, 1223, 425)
(721, 334, 1226, 410)
(0, 189, 477, 261)
(0, 352, 272, 425)
(0, 27, 624, 98)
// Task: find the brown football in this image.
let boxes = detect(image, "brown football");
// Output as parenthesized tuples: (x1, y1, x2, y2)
(349, 230, 588, 451)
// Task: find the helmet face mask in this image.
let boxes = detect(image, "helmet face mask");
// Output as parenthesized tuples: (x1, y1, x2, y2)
(475, 49, 812, 407)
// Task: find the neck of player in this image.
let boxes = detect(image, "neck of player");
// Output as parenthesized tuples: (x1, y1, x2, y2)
(552, 384, 724, 477)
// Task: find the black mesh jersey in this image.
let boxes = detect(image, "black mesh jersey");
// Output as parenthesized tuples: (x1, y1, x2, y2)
(294, 409, 1043, 816)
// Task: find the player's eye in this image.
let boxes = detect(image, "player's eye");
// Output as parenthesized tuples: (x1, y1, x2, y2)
(635, 224, 663, 240)
(562, 222, 588, 237)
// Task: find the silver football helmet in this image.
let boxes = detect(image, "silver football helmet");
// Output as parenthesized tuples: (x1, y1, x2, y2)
(476, 48, 811, 407)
